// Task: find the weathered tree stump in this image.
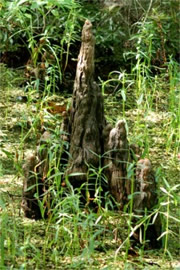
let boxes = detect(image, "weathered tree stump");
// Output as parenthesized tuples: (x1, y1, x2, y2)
(134, 159, 157, 211)
(22, 20, 161, 247)
(67, 20, 106, 186)
(107, 120, 130, 208)
(132, 158, 162, 248)
(22, 131, 53, 219)
(21, 154, 42, 219)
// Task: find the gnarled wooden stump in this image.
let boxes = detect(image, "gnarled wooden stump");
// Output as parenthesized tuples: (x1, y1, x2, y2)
(132, 158, 162, 248)
(67, 20, 106, 185)
(21, 154, 42, 219)
(22, 131, 52, 219)
(22, 20, 161, 248)
(107, 120, 130, 208)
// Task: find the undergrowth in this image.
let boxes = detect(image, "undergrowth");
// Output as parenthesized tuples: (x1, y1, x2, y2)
(0, 0, 180, 269)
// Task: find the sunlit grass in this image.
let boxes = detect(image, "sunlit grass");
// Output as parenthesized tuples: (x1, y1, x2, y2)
(0, 60, 179, 269)
(0, 2, 180, 269)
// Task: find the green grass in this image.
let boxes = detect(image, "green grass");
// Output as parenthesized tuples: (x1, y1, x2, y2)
(1, 0, 180, 267)
(0, 59, 179, 269)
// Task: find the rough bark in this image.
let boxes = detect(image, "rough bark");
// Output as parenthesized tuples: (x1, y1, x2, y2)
(132, 158, 162, 248)
(107, 120, 130, 208)
(67, 20, 106, 185)
(22, 131, 52, 219)
(21, 154, 42, 219)
(134, 159, 157, 211)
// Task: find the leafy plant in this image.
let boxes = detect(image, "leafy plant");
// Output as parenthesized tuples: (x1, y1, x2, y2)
(0, 0, 81, 92)
(0, 1, 180, 269)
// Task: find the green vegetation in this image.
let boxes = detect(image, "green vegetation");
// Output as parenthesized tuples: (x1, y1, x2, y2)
(0, 0, 179, 269)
